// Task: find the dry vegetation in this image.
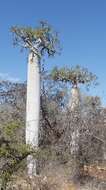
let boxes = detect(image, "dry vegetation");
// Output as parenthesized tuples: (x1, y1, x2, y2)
(0, 79, 106, 190)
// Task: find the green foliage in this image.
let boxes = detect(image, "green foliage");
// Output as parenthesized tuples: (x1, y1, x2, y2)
(3, 122, 20, 139)
(0, 121, 33, 189)
(51, 65, 97, 87)
(11, 21, 60, 57)
(0, 142, 34, 189)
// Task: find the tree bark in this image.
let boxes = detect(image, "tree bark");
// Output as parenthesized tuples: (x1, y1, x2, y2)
(69, 86, 80, 111)
(69, 86, 80, 157)
(26, 52, 40, 177)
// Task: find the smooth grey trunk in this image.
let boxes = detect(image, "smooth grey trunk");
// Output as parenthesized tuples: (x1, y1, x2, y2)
(69, 86, 80, 111)
(26, 52, 40, 177)
(70, 130, 79, 154)
(69, 86, 80, 155)
(103, 143, 106, 160)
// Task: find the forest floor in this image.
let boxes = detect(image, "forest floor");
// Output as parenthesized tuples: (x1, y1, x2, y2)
(3, 164, 106, 190)
(77, 164, 106, 190)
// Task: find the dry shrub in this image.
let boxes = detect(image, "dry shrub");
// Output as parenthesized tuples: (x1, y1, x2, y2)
(40, 162, 76, 190)
(7, 176, 76, 190)
(7, 164, 76, 190)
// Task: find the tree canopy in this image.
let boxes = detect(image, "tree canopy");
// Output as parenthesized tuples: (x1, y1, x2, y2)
(11, 21, 60, 58)
(51, 65, 98, 88)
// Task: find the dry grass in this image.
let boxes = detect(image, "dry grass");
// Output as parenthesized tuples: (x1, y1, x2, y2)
(84, 165, 106, 180)
(7, 163, 76, 190)
(6, 163, 106, 190)
(7, 175, 76, 190)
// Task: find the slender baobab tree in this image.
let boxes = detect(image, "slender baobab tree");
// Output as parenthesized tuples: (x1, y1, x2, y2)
(11, 21, 59, 176)
(51, 65, 97, 154)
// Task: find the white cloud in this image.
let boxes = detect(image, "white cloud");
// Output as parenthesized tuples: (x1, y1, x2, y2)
(0, 73, 20, 82)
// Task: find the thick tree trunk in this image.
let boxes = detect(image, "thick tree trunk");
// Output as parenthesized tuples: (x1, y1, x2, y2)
(26, 52, 40, 177)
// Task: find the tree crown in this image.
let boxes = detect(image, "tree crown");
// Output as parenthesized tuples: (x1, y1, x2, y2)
(11, 21, 60, 58)
(51, 65, 97, 88)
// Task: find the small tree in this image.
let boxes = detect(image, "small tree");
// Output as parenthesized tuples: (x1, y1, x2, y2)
(11, 21, 60, 176)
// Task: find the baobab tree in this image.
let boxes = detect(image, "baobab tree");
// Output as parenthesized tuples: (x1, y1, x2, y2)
(11, 21, 59, 176)
(51, 65, 97, 155)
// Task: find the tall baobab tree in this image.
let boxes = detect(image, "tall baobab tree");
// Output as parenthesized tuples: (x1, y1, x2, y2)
(11, 21, 59, 176)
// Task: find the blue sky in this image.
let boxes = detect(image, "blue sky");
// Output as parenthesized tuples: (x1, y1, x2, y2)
(0, 0, 106, 105)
